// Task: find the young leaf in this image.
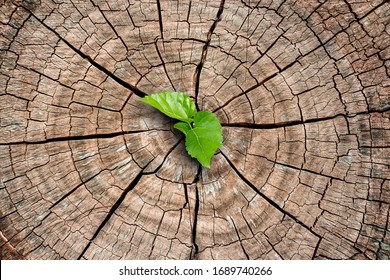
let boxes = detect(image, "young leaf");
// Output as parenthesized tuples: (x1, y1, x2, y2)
(140, 91, 196, 123)
(140, 91, 223, 168)
(185, 111, 223, 168)
(173, 122, 191, 135)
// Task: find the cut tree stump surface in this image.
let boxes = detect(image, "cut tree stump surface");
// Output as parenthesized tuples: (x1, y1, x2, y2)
(0, 0, 389, 260)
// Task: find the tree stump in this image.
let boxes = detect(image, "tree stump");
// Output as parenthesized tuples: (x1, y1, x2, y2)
(0, 0, 389, 260)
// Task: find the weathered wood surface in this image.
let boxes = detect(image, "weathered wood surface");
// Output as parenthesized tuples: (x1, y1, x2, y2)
(0, 0, 389, 260)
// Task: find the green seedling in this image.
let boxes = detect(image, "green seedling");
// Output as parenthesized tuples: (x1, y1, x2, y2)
(141, 91, 223, 168)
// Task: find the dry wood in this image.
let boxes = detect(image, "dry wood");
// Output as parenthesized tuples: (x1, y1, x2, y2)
(0, 0, 389, 259)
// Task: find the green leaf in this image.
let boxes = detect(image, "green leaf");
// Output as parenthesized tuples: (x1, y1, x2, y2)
(173, 122, 192, 135)
(185, 111, 223, 168)
(140, 91, 223, 168)
(140, 91, 196, 123)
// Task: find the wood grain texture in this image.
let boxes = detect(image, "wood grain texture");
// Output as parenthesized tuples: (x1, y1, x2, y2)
(0, 0, 389, 260)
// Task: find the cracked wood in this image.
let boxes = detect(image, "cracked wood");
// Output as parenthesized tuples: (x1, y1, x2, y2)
(0, 0, 389, 260)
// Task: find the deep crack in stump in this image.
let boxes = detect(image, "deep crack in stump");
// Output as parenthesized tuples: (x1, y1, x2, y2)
(0, 0, 389, 260)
